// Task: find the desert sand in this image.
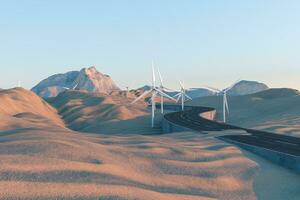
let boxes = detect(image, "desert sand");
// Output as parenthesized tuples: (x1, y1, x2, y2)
(0, 88, 299, 199)
(47, 90, 160, 135)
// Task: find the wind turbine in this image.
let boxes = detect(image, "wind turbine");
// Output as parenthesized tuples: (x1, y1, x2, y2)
(157, 67, 176, 113)
(206, 80, 240, 123)
(63, 81, 79, 90)
(173, 81, 192, 111)
(131, 62, 176, 127)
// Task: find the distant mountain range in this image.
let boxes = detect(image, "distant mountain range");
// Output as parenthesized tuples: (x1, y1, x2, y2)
(136, 80, 269, 98)
(32, 66, 120, 97)
(32, 66, 269, 99)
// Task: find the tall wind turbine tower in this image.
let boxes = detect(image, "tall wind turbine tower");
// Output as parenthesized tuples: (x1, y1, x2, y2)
(206, 80, 240, 123)
(131, 62, 175, 127)
(174, 81, 192, 111)
(156, 67, 175, 113)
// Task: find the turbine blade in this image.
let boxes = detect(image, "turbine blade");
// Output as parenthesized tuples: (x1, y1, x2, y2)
(204, 86, 221, 93)
(152, 61, 156, 87)
(176, 94, 181, 103)
(157, 67, 163, 86)
(224, 94, 229, 114)
(72, 82, 79, 90)
(179, 80, 184, 89)
(131, 90, 151, 104)
(173, 93, 181, 98)
(163, 87, 177, 92)
(151, 92, 156, 127)
(155, 89, 176, 101)
(185, 94, 192, 100)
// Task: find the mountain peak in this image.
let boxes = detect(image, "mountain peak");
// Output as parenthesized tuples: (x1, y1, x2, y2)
(227, 80, 269, 96)
(32, 66, 120, 98)
(84, 66, 98, 75)
(76, 66, 120, 93)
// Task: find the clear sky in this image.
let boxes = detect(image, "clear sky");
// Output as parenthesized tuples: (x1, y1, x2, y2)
(0, 0, 299, 90)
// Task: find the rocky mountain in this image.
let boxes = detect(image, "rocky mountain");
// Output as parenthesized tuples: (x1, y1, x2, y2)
(227, 80, 269, 96)
(76, 67, 120, 94)
(31, 71, 79, 97)
(32, 66, 120, 98)
(136, 80, 269, 99)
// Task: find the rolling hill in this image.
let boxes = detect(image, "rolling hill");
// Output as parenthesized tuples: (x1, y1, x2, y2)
(0, 87, 65, 130)
(188, 88, 300, 136)
(47, 90, 161, 134)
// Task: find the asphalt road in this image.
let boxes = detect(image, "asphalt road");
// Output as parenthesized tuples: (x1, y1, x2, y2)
(163, 105, 300, 157)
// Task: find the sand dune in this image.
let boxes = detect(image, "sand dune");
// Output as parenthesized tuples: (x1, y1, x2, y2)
(0, 88, 299, 199)
(189, 88, 300, 136)
(0, 88, 65, 130)
(1, 125, 299, 200)
(47, 90, 161, 134)
(0, 123, 260, 200)
(0, 88, 257, 199)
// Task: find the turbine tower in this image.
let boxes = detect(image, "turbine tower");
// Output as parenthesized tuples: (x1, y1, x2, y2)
(206, 80, 240, 123)
(131, 62, 175, 127)
(174, 81, 192, 111)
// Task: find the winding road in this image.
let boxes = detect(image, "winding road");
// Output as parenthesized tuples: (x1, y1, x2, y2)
(163, 104, 300, 157)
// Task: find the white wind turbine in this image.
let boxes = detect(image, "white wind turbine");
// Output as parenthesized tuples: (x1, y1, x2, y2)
(63, 81, 79, 90)
(131, 62, 176, 127)
(157, 67, 176, 113)
(174, 81, 192, 111)
(206, 80, 240, 123)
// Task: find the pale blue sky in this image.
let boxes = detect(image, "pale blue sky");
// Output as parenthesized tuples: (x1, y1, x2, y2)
(0, 0, 300, 90)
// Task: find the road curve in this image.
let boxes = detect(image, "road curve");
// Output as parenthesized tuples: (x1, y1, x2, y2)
(162, 104, 300, 157)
